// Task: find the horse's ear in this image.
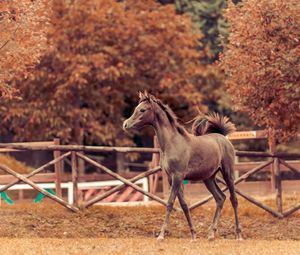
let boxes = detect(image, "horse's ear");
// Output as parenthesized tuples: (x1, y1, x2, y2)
(138, 91, 144, 100)
(138, 90, 152, 102)
(144, 90, 149, 97)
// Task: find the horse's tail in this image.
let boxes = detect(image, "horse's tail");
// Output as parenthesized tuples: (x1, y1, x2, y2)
(192, 112, 236, 136)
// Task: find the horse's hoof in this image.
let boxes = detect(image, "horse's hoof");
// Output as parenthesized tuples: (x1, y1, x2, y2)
(236, 235, 244, 241)
(190, 237, 197, 242)
(153, 230, 160, 237)
(208, 233, 215, 241)
(190, 232, 197, 242)
(157, 235, 164, 241)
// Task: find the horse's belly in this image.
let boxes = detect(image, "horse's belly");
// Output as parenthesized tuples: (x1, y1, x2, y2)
(185, 167, 217, 181)
(185, 156, 220, 180)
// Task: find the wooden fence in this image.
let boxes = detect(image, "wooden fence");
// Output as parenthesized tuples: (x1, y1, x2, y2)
(0, 142, 299, 218)
(189, 151, 300, 218)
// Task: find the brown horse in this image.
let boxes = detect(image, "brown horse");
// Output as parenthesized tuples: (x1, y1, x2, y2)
(123, 91, 242, 241)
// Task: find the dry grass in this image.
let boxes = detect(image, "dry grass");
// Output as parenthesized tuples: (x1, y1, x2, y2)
(0, 154, 33, 174)
(0, 196, 299, 254)
(0, 196, 299, 240)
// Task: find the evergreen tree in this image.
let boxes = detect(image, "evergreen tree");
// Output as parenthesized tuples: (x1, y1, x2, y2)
(175, 0, 228, 64)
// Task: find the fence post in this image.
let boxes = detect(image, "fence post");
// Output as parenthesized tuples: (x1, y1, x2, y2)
(268, 129, 276, 191)
(71, 151, 79, 206)
(53, 138, 62, 198)
(78, 151, 85, 176)
(116, 152, 126, 172)
(274, 157, 283, 213)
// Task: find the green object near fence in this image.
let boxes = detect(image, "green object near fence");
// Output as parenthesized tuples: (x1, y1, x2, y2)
(34, 189, 56, 203)
(183, 180, 188, 185)
(0, 192, 13, 204)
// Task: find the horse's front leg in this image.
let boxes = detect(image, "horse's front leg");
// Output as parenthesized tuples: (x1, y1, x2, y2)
(157, 174, 182, 241)
(178, 186, 196, 240)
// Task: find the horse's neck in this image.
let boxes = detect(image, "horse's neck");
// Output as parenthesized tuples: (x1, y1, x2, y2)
(154, 121, 184, 152)
(152, 105, 188, 152)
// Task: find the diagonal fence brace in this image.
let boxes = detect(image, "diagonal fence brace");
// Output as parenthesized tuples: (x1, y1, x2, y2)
(84, 166, 162, 208)
(0, 152, 71, 193)
(216, 177, 283, 218)
(76, 152, 179, 210)
(189, 159, 274, 211)
(0, 164, 78, 212)
(279, 159, 300, 175)
(283, 203, 300, 217)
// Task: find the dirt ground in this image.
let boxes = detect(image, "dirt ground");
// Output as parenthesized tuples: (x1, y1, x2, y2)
(0, 238, 299, 255)
(0, 196, 299, 254)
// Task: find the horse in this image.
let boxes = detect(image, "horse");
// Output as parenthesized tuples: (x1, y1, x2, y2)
(123, 91, 242, 241)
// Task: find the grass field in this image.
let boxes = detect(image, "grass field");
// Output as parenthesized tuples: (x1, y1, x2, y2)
(0, 196, 299, 254)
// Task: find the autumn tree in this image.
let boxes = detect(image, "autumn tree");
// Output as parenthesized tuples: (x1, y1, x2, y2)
(0, 0, 51, 97)
(220, 0, 300, 141)
(0, 0, 212, 146)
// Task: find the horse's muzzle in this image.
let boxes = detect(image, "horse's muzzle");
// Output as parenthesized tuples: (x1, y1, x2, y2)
(123, 119, 140, 134)
(123, 120, 129, 131)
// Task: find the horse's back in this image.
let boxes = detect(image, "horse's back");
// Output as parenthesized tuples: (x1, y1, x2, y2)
(201, 133, 236, 170)
(185, 133, 235, 180)
(192, 133, 234, 154)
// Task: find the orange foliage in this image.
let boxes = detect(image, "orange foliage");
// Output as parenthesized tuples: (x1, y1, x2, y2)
(0, 0, 212, 145)
(220, 0, 300, 141)
(0, 0, 51, 98)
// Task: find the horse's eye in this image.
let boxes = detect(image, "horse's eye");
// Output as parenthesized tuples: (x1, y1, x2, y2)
(140, 109, 146, 113)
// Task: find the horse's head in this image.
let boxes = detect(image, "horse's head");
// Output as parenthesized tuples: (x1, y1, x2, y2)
(123, 91, 156, 132)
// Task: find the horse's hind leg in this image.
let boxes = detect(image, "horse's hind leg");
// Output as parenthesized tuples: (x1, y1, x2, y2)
(204, 176, 226, 241)
(178, 186, 196, 240)
(221, 162, 243, 240)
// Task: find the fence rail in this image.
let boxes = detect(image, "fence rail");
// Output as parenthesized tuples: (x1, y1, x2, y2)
(0, 143, 300, 158)
(0, 142, 299, 217)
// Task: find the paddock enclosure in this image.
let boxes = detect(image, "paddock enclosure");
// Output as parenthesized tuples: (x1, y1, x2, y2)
(0, 134, 299, 254)
(0, 133, 299, 217)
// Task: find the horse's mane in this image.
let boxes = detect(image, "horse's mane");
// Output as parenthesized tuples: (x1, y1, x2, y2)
(139, 91, 187, 136)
